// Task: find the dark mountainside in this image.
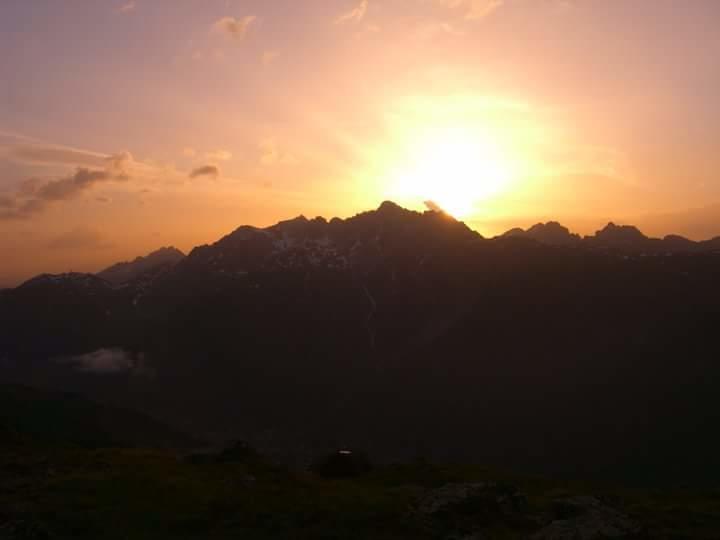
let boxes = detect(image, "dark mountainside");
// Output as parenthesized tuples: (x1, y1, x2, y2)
(503, 220, 720, 253)
(2, 202, 720, 487)
(97, 246, 185, 285)
(0, 384, 199, 449)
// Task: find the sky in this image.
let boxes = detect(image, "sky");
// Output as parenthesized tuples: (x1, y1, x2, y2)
(1, 0, 719, 285)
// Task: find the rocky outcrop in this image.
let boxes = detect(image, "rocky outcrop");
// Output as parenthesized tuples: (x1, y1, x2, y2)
(98, 246, 185, 285)
(412, 482, 530, 538)
(531, 496, 643, 539)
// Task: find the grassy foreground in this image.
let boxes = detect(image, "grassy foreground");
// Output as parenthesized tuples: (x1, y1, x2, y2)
(2, 444, 720, 539)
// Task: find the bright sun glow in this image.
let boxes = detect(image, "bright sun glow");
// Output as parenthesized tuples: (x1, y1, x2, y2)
(385, 126, 516, 217)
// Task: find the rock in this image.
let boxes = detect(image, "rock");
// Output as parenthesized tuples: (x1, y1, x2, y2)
(444, 533, 488, 540)
(309, 449, 372, 478)
(531, 496, 643, 539)
(416, 482, 528, 517)
(413, 482, 530, 537)
(0, 520, 52, 540)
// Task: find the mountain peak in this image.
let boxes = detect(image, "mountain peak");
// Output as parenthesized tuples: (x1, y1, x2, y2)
(376, 200, 405, 213)
(501, 221, 579, 246)
(595, 222, 647, 243)
(98, 247, 186, 285)
(148, 246, 184, 258)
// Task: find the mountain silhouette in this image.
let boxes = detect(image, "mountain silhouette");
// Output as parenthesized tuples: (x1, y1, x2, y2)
(502, 220, 720, 254)
(2, 201, 720, 485)
(0, 384, 198, 448)
(98, 246, 185, 285)
(502, 222, 581, 246)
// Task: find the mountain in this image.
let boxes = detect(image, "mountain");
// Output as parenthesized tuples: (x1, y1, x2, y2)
(97, 246, 185, 285)
(700, 236, 720, 252)
(0, 384, 199, 448)
(2, 201, 720, 485)
(501, 221, 717, 254)
(501, 221, 581, 246)
(177, 200, 478, 276)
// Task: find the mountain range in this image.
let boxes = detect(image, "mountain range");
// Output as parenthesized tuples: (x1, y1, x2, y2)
(97, 246, 185, 285)
(2, 201, 720, 485)
(502, 220, 720, 253)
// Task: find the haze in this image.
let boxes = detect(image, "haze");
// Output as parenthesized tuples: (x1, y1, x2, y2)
(1, 0, 719, 286)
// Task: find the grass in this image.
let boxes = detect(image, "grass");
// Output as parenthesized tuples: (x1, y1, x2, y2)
(2, 445, 719, 539)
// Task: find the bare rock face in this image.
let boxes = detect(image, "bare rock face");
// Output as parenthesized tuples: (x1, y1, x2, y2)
(413, 482, 530, 538)
(531, 496, 643, 540)
(416, 482, 528, 516)
(0, 520, 52, 540)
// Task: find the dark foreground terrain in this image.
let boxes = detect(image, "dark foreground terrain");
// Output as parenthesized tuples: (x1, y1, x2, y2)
(3, 441, 720, 539)
(2, 384, 720, 539)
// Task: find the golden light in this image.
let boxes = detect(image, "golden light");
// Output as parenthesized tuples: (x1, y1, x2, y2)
(384, 125, 516, 217)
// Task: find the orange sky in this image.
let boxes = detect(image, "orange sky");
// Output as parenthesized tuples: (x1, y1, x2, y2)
(1, 0, 719, 285)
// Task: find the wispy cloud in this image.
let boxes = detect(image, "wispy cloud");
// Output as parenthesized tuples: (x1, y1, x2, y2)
(335, 0, 369, 25)
(189, 165, 220, 180)
(0, 152, 136, 220)
(57, 348, 153, 376)
(258, 138, 297, 167)
(47, 226, 114, 250)
(262, 50, 280, 66)
(118, 1, 136, 13)
(7, 144, 107, 168)
(214, 15, 257, 40)
(205, 149, 233, 161)
(435, 0, 504, 21)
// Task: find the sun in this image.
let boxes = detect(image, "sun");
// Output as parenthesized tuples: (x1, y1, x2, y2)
(384, 125, 515, 217)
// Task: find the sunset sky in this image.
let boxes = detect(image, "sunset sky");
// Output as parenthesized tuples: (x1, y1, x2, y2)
(1, 0, 719, 285)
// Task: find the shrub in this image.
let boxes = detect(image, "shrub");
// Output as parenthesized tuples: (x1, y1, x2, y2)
(310, 450, 372, 478)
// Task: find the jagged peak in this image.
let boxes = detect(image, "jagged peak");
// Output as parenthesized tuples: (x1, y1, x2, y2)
(595, 222, 647, 240)
(502, 227, 526, 237)
(376, 200, 407, 214)
(149, 246, 185, 257)
(663, 234, 693, 243)
(528, 221, 572, 234)
(20, 272, 110, 289)
(276, 215, 309, 226)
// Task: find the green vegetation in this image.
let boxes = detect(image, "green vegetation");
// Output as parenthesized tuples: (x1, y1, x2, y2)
(2, 444, 720, 539)
(0, 385, 198, 449)
(2, 385, 718, 538)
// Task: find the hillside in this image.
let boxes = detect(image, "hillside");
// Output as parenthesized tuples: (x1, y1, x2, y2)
(2, 440, 719, 539)
(97, 246, 185, 285)
(0, 384, 199, 449)
(2, 202, 720, 486)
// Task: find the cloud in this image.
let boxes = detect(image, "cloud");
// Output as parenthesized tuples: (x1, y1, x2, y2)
(47, 226, 114, 251)
(424, 200, 445, 212)
(118, 1, 136, 13)
(0, 199, 46, 221)
(183, 147, 197, 158)
(0, 165, 130, 221)
(335, 0, 368, 24)
(413, 20, 464, 40)
(8, 144, 106, 168)
(205, 149, 233, 161)
(214, 15, 257, 40)
(189, 165, 220, 179)
(104, 151, 135, 176)
(17, 178, 42, 197)
(262, 50, 280, 66)
(0, 195, 14, 208)
(435, 0, 504, 20)
(258, 138, 297, 167)
(58, 348, 152, 376)
(34, 169, 114, 201)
